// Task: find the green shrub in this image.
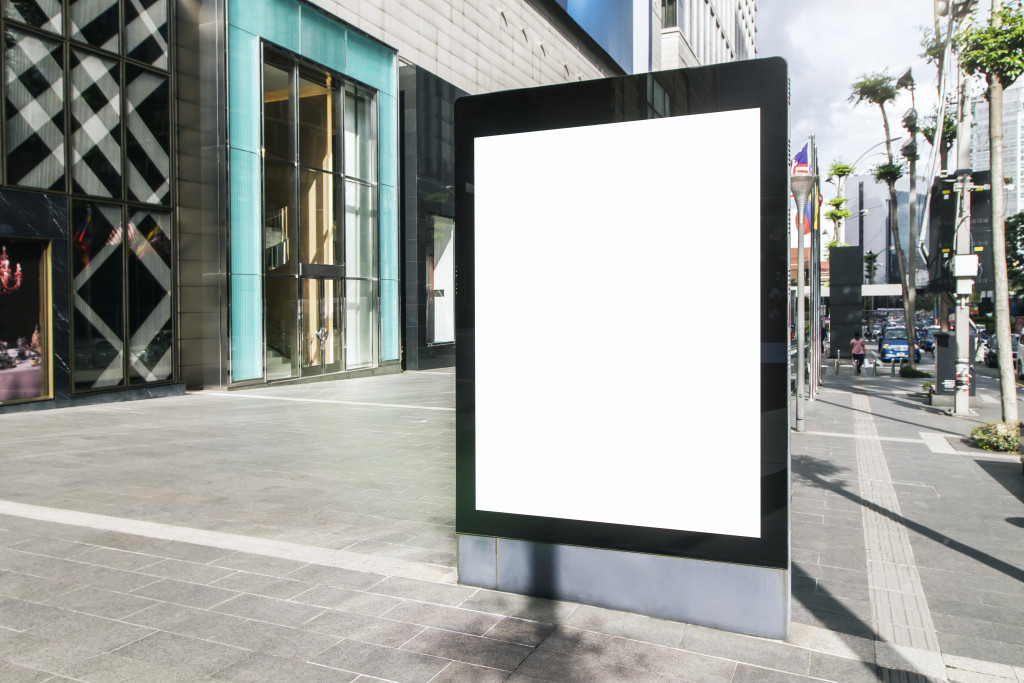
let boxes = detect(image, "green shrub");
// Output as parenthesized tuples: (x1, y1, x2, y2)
(899, 366, 932, 378)
(922, 381, 934, 393)
(969, 422, 1020, 452)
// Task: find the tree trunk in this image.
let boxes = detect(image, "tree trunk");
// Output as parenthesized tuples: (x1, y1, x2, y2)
(989, 63, 1018, 421)
(879, 104, 917, 368)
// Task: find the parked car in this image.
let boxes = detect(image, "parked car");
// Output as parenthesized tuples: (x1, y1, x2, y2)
(916, 328, 934, 352)
(878, 327, 922, 363)
(984, 333, 1019, 368)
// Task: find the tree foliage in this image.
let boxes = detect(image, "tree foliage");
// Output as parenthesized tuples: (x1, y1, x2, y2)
(958, 1, 1024, 86)
(872, 161, 905, 185)
(849, 73, 898, 110)
(827, 162, 856, 182)
(864, 251, 880, 285)
(919, 110, 958, 148)
(1005, 211, 1024, 295)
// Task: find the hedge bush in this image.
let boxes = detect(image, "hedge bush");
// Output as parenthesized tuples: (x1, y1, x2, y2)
(899, 366, 932, 379)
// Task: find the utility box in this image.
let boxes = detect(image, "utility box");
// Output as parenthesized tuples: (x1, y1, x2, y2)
(933, 331, 975, 396)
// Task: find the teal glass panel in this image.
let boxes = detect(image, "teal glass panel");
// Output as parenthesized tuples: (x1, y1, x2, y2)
(380, 278, 399, 361)
(229, 0, 299, 53)
(379, 183, 397, 281)
(378, 92, 398, 190)
(231, 273, 263, 381)
(229, 148, 261, 275)
(346, 30, 395, 95)
(228, 26, 260, 154)
(299, 6, 344, 74)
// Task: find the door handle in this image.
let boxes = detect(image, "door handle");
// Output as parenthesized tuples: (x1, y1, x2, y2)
(316, 327, 328, 342)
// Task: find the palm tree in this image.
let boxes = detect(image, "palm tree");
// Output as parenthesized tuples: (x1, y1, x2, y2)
(850, 72, 917, 369)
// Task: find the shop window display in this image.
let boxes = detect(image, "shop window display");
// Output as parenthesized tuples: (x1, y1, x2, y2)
(0, 239, 48, 403)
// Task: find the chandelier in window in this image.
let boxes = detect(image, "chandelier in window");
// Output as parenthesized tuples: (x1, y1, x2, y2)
(0, 246, 23, 294)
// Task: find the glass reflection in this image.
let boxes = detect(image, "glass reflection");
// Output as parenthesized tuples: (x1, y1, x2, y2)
(298, 70, 335, 172)
(265, 276, 297, 380)
(263, 60, 291, 162)
(299, 168, 338, 265)
(0, 239, 48, 404)
(264, 161, 295, 273)
(127, 210, 172, 384)
(345, 181, 374, 278)
(345, 83, 375, 181)
(345, 278, 373, 369)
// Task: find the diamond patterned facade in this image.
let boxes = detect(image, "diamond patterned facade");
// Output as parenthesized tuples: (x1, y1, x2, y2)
(71, 49, 121, 198)
(4, 27, 64, 190)
(3, 0, 62, 34)
(125, 0, 168, 69)
(127, 210, 171, 383)
(69, 0, 119, 53)
(126, 66, 169, 205)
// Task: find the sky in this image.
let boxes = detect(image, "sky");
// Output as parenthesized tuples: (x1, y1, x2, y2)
(755, 0, 956, 190)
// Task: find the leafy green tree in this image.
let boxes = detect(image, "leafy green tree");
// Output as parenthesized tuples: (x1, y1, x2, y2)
(919, 109, 957, 171)
(825, 197, 851, 243)
(864, 250, 880, 284)
(958, 0, 1024, 423)
(1005, 211, 1024, 295)
(826, 161, 856, 244)
(851, 70, 918, 367)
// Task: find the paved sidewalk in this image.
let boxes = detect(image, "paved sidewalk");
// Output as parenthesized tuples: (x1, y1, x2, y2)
(0, 364, 1021, 681)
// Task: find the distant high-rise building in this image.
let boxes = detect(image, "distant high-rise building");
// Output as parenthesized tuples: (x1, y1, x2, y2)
(660, 0, 757, 69)
(970, 79, 1024, 217)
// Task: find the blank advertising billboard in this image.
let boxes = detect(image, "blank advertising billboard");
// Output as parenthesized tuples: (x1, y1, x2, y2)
(474, 111, 761, 538)
(455, 59, 790, 569)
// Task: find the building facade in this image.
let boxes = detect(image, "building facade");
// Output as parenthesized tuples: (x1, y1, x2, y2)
(1, 0, 755, 410)
(660, 0, 755, 70)
(970, 79, 1024, 218)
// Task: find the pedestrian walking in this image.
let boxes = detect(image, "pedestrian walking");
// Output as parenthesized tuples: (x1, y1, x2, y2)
(850, 331, 866, 375)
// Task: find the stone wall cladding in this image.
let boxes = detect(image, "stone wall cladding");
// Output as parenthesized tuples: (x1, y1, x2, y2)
(304, 0, 618, 93)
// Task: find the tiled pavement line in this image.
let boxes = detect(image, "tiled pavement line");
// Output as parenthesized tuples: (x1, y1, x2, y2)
(851, 392, 945, 675)
(0, 499, 454, 583)
(198, 390, 457, 412)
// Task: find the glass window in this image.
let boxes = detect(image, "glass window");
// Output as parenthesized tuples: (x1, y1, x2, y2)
(4, 27, 65, 191)
(4, 0, 63, 35)
(265, 276, 297, 380)
(263, 59, 292, 162)
(70, 48, 121, 198)
(345, 278, 372, 369)
(126, 210, 172, 383)
(125, 0, 169, 69)
(427, 215, 454, 344)
(0, 238, 49, 404)
(345, 83, 375, 181)
(662, 0, 676, 28)
(72, 201, 124, 391)
(345, 180, 374, 278)
(299, 168, 339, 265)
(298, 70, 336, 172)
(69, 0, 120, 53)
(126, 65, 170, 205)
(264, 160, 295, 273)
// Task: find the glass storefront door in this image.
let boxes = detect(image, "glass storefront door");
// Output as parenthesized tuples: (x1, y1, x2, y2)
(300, 277, 343, 376)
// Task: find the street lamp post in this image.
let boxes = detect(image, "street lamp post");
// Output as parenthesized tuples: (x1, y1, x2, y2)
(792, 174, 817, 433)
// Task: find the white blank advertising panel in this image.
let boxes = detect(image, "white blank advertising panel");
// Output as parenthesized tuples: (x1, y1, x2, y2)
(474, 109, 762, 538)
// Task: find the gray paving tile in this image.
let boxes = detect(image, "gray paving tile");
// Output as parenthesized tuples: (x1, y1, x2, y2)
(731, 663, 819, 682)
(26, 612, 154, 653)
(937, 632, 1024, 668)
(808, 652, 879, 683)
(284, 564, 388, 591)
(136, 558, 238, 584)
(63, 652, 212, 682)
(429, 660, 510, 682)
(211, 592, 326, 627)
(0, 571, 79, 602)
(4, 638, 106, 678)
(482, 617, 556, 647)
(0, 660, 53, 682)
(511, 647, 663, 683)
(676, 623, 811, 675)
(294, 585, 404, 616)
(136, 540, 233, 564)
(211, 653, 358, 682)
(130, 577, 239, 609)
(8, 537, 96, 559)
(121, 602, 247, 639)
(211, 619, 341, 659)
(562, 604, 688, 648)
(0, 597, 69, 631)
(210, 570, 315, 599)
(69, 547, 163, 571)
(382, 601, 502, 636)
(402, 627, 533, 670)
(57, 562, 160, 593)
(304, 609, 425, 647)
(211, 551, 310, 577)
(457, 589, 578, 624)
(368, 576, 476, 606)
(312, 639, 450, 683)
(112, 631, 248, 676)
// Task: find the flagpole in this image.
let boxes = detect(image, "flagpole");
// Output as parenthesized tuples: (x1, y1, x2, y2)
(808, 135, 820, 398)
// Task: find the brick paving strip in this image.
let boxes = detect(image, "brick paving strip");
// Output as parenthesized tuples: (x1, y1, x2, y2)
(851, 393, 946, 679)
